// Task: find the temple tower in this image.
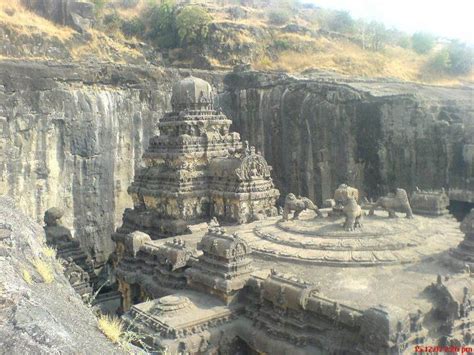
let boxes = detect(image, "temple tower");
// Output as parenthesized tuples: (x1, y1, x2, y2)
(114, 75, 278, 241)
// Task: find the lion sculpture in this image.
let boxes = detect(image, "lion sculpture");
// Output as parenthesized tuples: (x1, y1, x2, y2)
(369, 188, 414, 218)
(282, 193, 323, 221)
(343, 197, 363, 231)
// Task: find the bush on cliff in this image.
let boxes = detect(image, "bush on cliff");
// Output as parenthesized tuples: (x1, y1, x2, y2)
(426, 41, 473, 76)
(428, 49, 451, 73)
(144, 0, 179, 48)
(176, 5, 212, 46)
(328, 10, 355, 33)
(268, 9, 291, 26)
(411, 32, 435, 54)
(447, 40, 473, 75)
(121, 17, 145, 37)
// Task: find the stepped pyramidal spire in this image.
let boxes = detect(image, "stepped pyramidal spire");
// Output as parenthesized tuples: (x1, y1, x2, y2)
(113, 75, 279, 240)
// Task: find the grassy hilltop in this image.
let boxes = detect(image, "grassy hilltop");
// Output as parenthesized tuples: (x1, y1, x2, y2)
(0, 0, 472, 85)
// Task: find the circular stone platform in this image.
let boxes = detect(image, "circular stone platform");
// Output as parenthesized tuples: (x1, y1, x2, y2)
(154, 295, 193, 314)
(247, 210, 463, 267)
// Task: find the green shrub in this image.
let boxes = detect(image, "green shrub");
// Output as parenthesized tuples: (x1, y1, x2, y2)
(397, 36, 411, 49)
(428, 49, 450, 73)
(144, 0, 179, 48)
(175, 6, 212, 45)
(273, 39, 292, 51)
(91, 0, 108, 18)
(367, 21, 388, 51)
(121, 17, 146, 37)
(33, 259, 54, 283)
(103, 12, 123, 32)
(328, 10, 354, 33)
(228, 6, 247, 20)
(268, 9, 291, 26)
(118, 0, 139, 8)
(447, 41, 473, 75)
(411, 32, 435, 54)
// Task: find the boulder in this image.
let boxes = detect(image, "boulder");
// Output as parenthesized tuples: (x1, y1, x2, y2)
(22, 0, 95, 33)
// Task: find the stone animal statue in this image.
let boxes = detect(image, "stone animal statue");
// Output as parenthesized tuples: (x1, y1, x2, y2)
(44, 207, 74, 244)
(343, 197, 362, 231)
(282, 193, 323, 221)
(334, 184, 359, 211)
(369, 188, 414, 219)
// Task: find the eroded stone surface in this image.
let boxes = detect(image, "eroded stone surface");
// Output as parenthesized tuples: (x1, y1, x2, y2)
(220, 71, 474, 206)
(1, 62, 473, 267)
(0, 197, 123, 354)
(0, 61, 224, 264)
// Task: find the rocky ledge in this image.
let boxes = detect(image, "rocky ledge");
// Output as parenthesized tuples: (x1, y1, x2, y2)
(0, 196, 123, 354)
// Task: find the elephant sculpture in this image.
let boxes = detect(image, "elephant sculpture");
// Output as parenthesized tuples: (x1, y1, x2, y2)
(343, 197, 362, 231)
(334, 184, 359, 212)
(369, 188, 414, 219)
(282, 193, 323, 221)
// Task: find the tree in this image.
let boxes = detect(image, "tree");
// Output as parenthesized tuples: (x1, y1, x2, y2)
(411, 32, 435, 54)
(447, 40, 473, 75)
(428, 49, 450, 73)
(175, 6, 212, 45)
(328, 10, 355, 33)
(91, 0, 108, 18)
(121, 17, 145, 37)
(397, 36, 411, 49)
(145, 0, 178, 48)
(368, 21, 388, 51)
(268, 9, 291, 26)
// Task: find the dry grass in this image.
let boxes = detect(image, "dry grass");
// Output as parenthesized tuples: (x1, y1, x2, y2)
(32, 259, 54, 283)
(0, 0, 143, 63)
(0, 0, 74, 41)
(0, 0, 470, 84)
(70, 29, 143, 62)
(98, 314, 124, 344)
(254, 36, 435, 82)
(42, 246, 57, 259)
(277, 32, 317, 43)
(22, 269, 33, 285)
(113, 0, 148, 20)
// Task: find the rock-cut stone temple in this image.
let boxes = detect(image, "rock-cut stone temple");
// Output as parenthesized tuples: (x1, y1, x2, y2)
(113, 75, 279, 241)
(110, 76, 474, 355)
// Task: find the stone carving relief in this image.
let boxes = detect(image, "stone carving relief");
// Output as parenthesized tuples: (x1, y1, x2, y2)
(235, 144, 271, 181)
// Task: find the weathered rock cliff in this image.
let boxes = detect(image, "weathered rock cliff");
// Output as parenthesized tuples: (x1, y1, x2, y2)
(0, 60, 223, 263)
(0, 196, 123, 354)
(220, 71, 474, 206)
(1, 61, 472, 264)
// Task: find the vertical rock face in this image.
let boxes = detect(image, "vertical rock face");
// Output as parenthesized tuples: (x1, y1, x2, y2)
(220, 71, 474, 205)
(0, 61, 223, 264)
(1, 62, 472, 264)
(21, 0, 95, 33)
